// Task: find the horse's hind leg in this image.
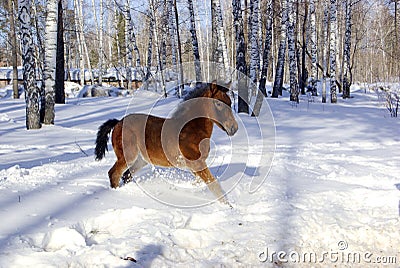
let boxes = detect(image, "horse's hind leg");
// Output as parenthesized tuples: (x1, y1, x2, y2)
(108, 159, 127, 188)
(193, 167, 232, 208)
(122, 155, 148, 184)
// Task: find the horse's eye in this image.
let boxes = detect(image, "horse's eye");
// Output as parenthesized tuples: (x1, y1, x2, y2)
(215, 100, 223, 109)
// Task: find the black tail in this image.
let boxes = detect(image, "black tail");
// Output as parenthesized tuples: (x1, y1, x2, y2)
(95, 119, 120, 161)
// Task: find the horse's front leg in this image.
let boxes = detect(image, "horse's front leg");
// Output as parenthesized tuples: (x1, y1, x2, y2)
(193, 167, 232, 208)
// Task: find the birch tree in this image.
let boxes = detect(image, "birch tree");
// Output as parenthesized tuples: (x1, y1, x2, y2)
(150, 0, 166, 97)
(342, 0, 352, 99)
(272, 0, 288, 98)
(55, 0, 65, 104)
(309, 0, 318, 96)
(7, 0, 19, 98)
(252, 0, 273, 116)
(124, 0, 134, 89)
(249, 0, 260, 92)
(287, 0, 299, 103)
(43, 0, 58, 124)
(233, 0, 248, 114)
(211, 0, 229, 79)
(329, 0, 337, 103)
(187, 0, 202, 81)
(73, 0, 85, 85)
(19, 0, 41, 129)
(143, 9, 153, 91)
(167, 0, 177, 67)
(322, 0, 329, 103)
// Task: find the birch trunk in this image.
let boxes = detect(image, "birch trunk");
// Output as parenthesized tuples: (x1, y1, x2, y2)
(287, 0, 299, 103)
(252, 0, 273, 116)
(187, 0, 202, 81)
(167, 0, 177, 67)
(322, 0, 329, 103)
(232, 0, 249, 114)
(211, 0, 229, 80)
(309, 0, 318, 95)
(143, 10, 153, 91)
(8, 0, 19, 98)
(55, 0, 65, 104)
(19, 0, 41, 129)
(43, 0, 57, 124)
(173, 0, 184, 97)
(329, 0, 337, 103)
(150, 0, 167, 97)
(249, 0, 260, 94)
(32, 2, 45, 121)
(73, 0, 85, 86)
(342, 0, 352, 99)
(124, 0, 133, 89)
(272, 0, 288, 98)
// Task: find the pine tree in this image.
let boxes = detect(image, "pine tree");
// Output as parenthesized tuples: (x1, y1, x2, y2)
(19, 0, 41, 129)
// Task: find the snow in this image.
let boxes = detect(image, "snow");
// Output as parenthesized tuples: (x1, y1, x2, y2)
(0, 85, 399, 267)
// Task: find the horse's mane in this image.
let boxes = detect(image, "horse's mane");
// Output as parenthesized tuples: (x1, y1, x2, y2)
(182, 82, 210, 101)
(170, 83, 210, 118)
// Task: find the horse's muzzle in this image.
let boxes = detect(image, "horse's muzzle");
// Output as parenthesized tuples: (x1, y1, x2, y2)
(226, 123, 238, 136)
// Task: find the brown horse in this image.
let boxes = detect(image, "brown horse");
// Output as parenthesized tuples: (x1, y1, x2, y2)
(95, 82, 238, 206)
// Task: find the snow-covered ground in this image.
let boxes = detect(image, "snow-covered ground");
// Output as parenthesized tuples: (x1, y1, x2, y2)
(0, 86, 399, 267)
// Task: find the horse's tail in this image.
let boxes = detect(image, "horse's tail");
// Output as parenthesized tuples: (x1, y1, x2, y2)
(95, 119, 120, 161)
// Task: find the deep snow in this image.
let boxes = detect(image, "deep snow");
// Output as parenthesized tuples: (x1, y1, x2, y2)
(0, 86, 399, 267)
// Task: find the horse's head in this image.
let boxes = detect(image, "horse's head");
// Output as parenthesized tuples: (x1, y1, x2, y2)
(206, 81, 238, 136)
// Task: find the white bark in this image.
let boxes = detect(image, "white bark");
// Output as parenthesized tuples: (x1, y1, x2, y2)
(43, 0, 57, 124)
(187, 0, 202, 81)
(322, 0, 329, 103)
(272, 0, 288, 97)
(287, 0, 298, 103)
(211, 0, 229, 79)
(249, 0, 260, 91)
(309, 0, 318, 93)
(19, 0, 41, 129)
(329, 0, 337, 103)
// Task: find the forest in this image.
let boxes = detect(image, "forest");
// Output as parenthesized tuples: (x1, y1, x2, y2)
(0, 0, 399, 128)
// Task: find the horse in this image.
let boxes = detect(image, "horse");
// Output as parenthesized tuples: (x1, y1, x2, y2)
(94, 82, 238, 206)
